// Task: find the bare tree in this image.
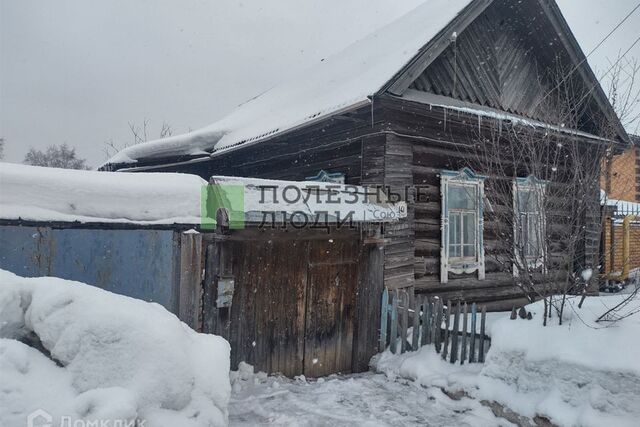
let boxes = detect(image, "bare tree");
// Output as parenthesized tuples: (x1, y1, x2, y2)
(0, 137, 4, 160)
(103, 119, 173, 159)
(459, 62, 625, 326)
(23, 143, 89, 170)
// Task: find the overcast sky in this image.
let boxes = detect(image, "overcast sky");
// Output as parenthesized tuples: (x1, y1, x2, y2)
(1, 0, 639, 168)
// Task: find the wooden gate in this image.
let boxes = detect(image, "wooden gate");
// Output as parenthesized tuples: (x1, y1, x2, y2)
(206, 233, 364, 377)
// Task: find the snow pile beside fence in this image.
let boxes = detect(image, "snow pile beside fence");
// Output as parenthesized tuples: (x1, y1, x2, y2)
(477, 295, 640, 427)
(373, 346, 483, 391)
(0, 269, 230, 427)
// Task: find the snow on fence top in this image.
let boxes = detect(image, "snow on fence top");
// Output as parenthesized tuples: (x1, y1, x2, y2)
(0, 163, 207, 225)
(104, 0, 471, 166)
(601, 190, 640, 218)
(0, 164, 404, 226)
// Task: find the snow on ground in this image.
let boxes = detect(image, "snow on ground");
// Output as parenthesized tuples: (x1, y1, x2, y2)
(477, 295, 640, 427)
(229, 362, 510, 427)
(373, 295, 640, 427)
(0, 269, 230, 427)
(373, 346, 484, 393)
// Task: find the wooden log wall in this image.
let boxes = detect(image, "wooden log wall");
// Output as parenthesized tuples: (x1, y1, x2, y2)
(378, 95, 601, 310)
(382, 135, 415, 290)
(147, 105, 387, 184)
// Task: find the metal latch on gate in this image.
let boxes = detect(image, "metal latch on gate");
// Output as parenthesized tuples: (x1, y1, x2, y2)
(216, 276, 235, 308)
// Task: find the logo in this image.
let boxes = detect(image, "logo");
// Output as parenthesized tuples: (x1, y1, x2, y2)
(201, 184, 245, 230)
(27, 409, 52, 427)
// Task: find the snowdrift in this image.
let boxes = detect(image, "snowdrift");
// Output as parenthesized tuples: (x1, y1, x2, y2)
(0, 269, 230, 427)
(478, 295, 640, 427)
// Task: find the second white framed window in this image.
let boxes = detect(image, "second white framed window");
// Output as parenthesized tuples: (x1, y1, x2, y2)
(513, 176, 546, 272)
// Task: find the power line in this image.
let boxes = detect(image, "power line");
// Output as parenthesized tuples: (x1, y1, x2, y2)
(575, 35, 640, 107)
(534, 2, 640, 109)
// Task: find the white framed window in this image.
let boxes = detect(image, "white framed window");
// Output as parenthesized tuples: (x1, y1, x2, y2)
(513, 176, 546, 273)
(441, 168, 485, 283)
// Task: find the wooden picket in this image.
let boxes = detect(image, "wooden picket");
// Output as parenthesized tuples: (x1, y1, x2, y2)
(379, 289, 491, 364)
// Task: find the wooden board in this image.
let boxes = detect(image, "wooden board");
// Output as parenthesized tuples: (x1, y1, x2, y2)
(303, 239, 360, 377)
(229, 239, 308, 377)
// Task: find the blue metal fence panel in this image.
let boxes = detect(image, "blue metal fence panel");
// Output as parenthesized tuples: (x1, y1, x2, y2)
(0, 225, 177, 311)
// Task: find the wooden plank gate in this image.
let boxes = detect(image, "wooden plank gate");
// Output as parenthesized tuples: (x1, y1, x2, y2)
(379, 288, 491, 364)
(202, 228, 383, 378)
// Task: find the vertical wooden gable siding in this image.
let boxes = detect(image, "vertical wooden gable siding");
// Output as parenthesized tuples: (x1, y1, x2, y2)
(404, 0, 612, 138)
(409, 4, 549, 119)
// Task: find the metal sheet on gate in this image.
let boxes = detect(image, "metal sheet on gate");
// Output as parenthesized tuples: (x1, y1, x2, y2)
(0, 225, 177, 310)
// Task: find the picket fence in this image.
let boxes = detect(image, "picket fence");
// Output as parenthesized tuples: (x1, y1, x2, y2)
(379, 288, 491, 364)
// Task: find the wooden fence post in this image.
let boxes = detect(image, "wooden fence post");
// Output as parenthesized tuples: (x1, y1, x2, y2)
(434, 298, 443, 352)
(469, 303, 477, 363)
(390, 292, 398, 354)
(442, 301, 451, 360)
(379, 288, 389, 352)
(460, 303, 468, 364)
(412, 297, 420, 351)
(400, 291, 408, 354)
(422, 297, 431, 346)
(478, 305, 487, 363)
(451, 303, 461, 363)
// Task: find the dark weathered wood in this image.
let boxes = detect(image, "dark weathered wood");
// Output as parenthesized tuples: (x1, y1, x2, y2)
(383, 136, 416, 292)
(470, 303, 477, 363)
(379, 288, 389, 352)
(442, 301, 451, 360)
(202, 243, 218, 334)
(421, 296, 430, 346)
(460, 303, 468, 364)
(479, 305, 487, 363)
(390, 292, 398, 354)
(450, 303, 460, 364)
(304, 239, 359, 377)
(384, 0, 492, 95)
(178, 231, 203, 330)
(412, 297, 420, 351)
(353, 241, 385, 372)
(400, 291, 409, 353)
(434, 298, 443, 352)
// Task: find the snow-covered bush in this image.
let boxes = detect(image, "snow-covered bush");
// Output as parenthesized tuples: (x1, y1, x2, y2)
(0, 269, 230, 427)
(477, 295, 640, 427)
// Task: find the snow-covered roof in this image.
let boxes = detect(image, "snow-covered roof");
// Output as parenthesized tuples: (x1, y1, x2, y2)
(0, 163, 403, 226)
(105, 0, 472, 166)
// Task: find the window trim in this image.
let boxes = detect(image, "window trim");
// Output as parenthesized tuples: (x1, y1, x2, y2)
(440, 168, 486, 283)
(512, 176, 547, 275)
